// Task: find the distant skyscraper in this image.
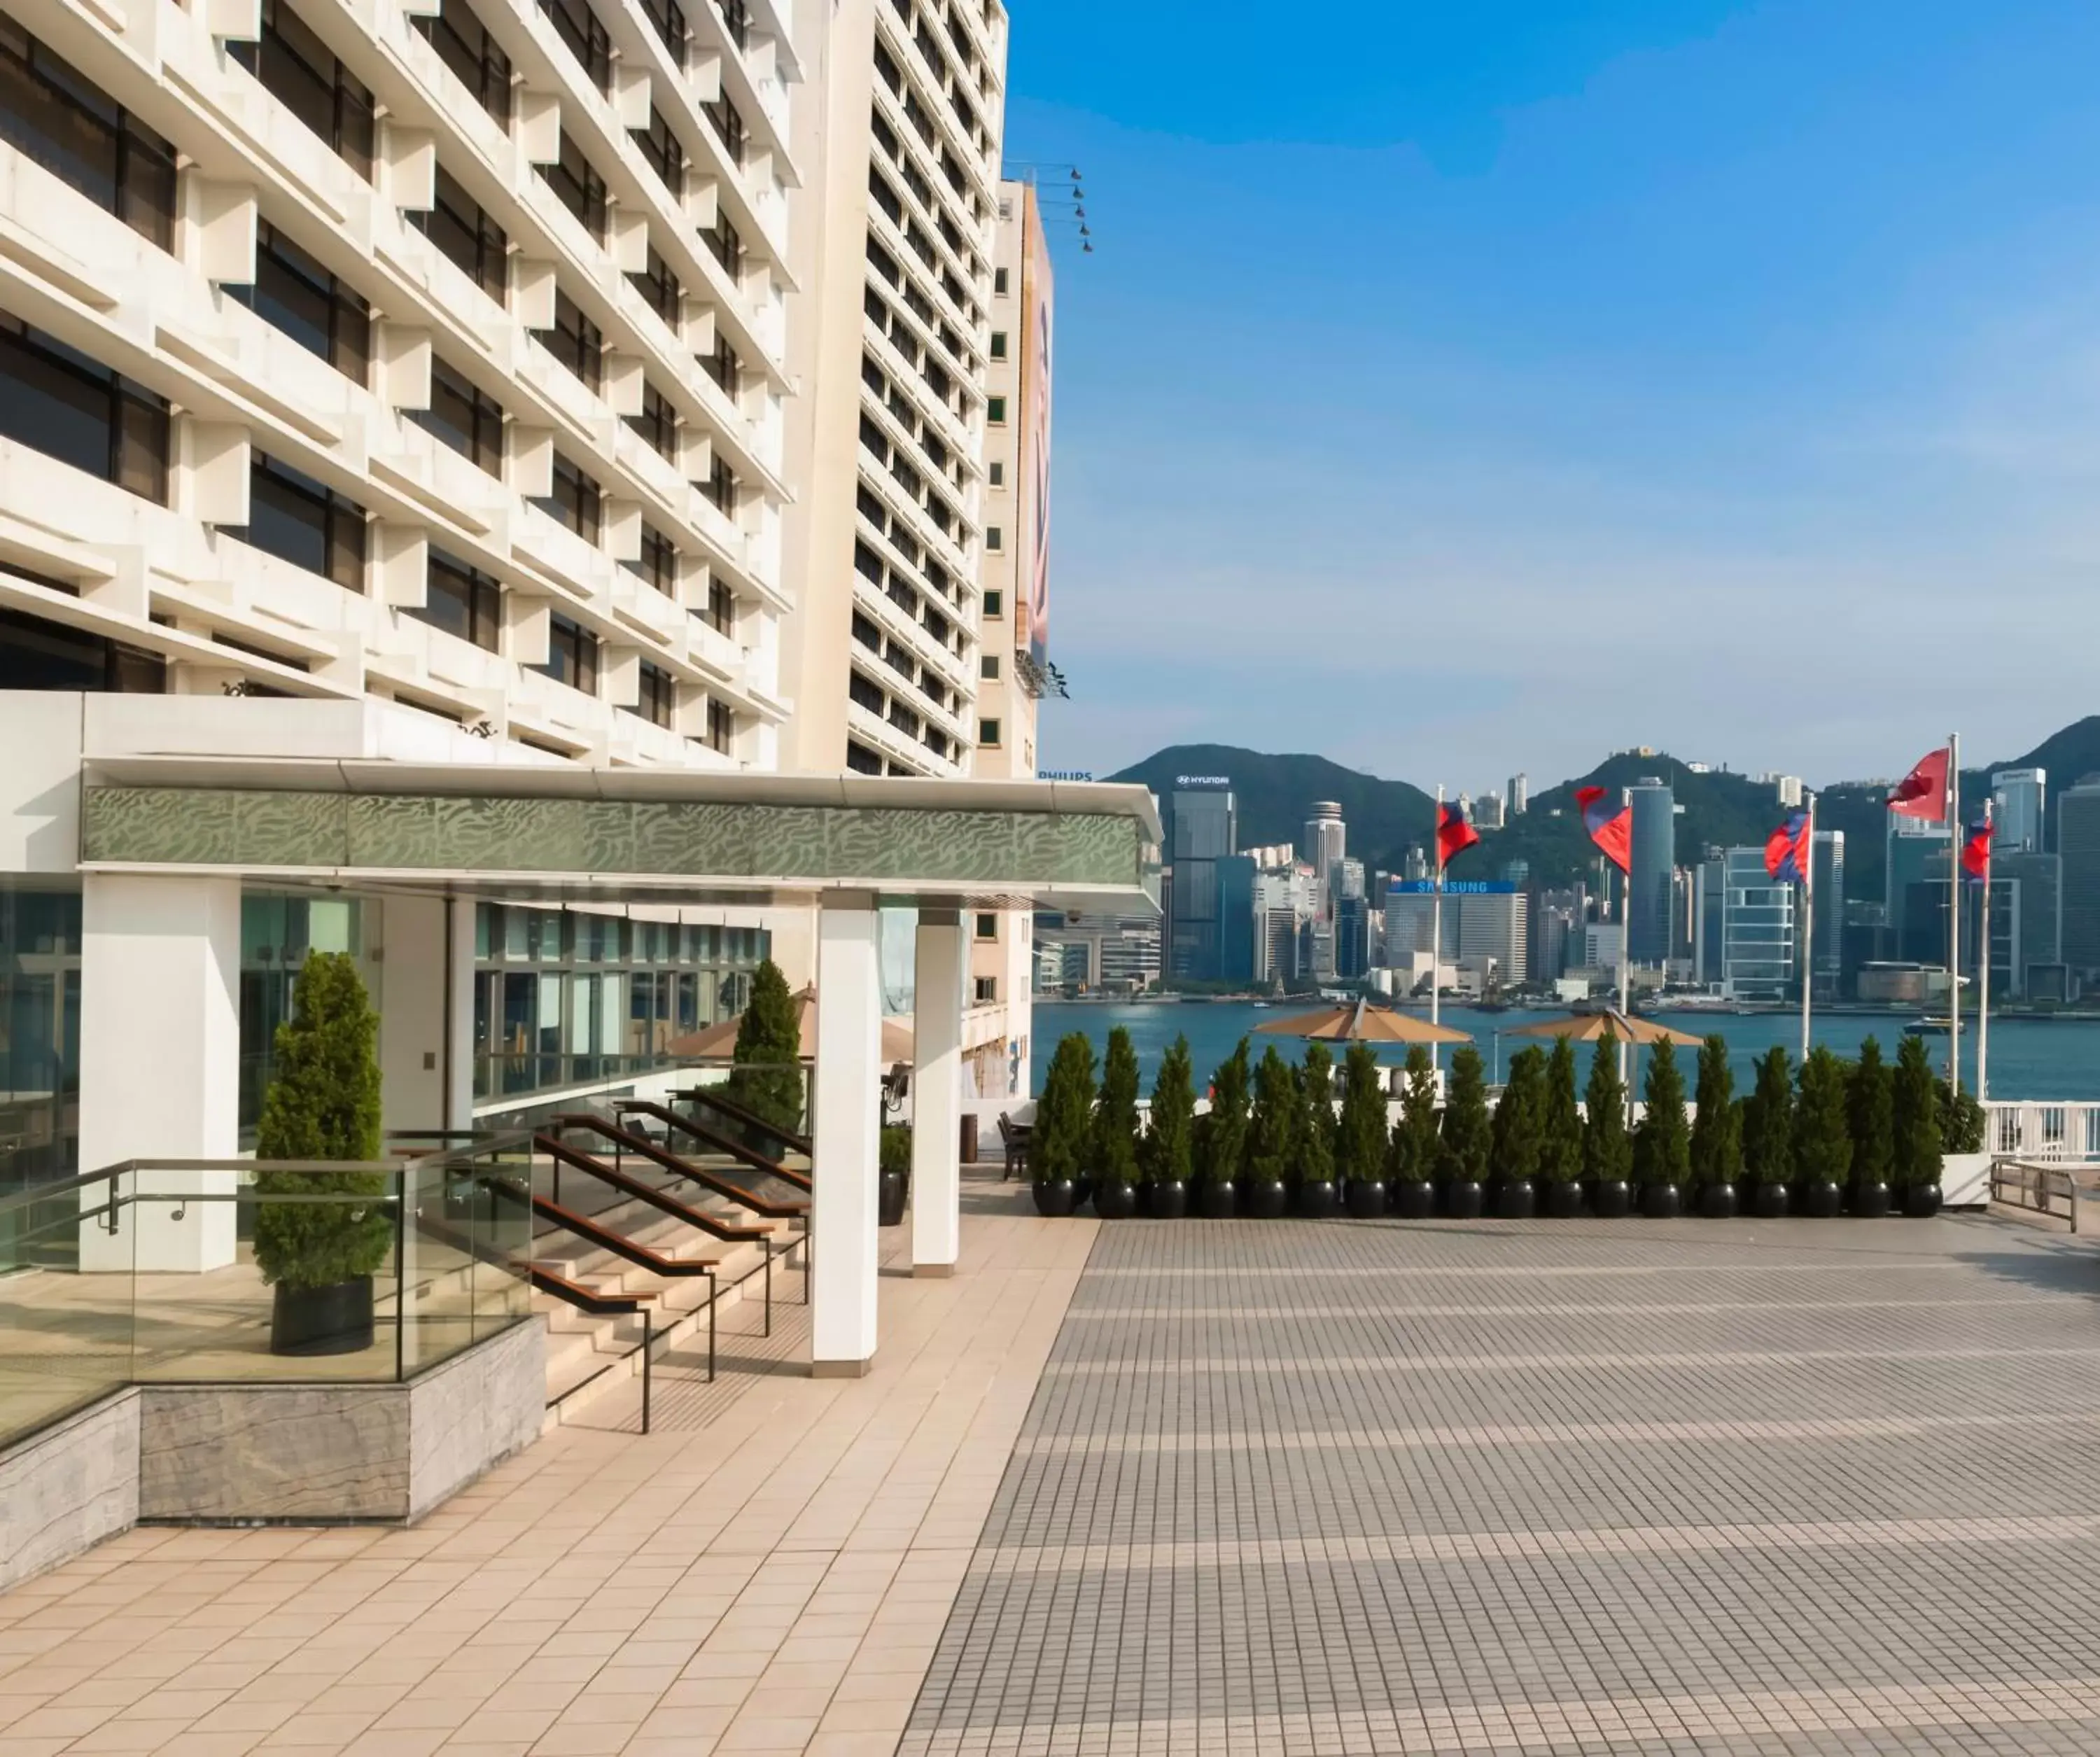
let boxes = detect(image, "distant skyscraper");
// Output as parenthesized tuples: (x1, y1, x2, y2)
(1994, 850, 2062, 997)
(1166, 782, 1237, 982)
(1886, 820, 1952, 967)
(1475, 793, 1506, 831)
(1812, 831, 1845, 1002)
(2057, 780, 2100, 979)
(1508, 774, 1530, 816)
(1303, 802, 1346, 916)
(1698, 846, 1797, 1000)
(1627, 778, 1676, 966)
(1992, 768, 2046, 854)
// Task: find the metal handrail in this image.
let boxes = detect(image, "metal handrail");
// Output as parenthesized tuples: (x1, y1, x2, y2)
(1993, 1159, 2080, 1232)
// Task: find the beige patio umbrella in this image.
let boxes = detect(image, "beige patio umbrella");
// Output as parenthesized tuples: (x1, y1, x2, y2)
(666, 985, 916, 1062)
(1254, 998, 1471, 1046)
(1502, 1008, 1703, 1048)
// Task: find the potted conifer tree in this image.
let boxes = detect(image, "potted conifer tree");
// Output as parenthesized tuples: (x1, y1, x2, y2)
(724, 958, 805, 1134)
(1143, 1035, 1195, 1219)
(878, 1126, 911, 1226)
(1936, 1075, 1989, 1207)
(1304, 1044, 1349, 1214)
(1792, 1046, 1851, 1217)
(1091, 1026, 1141, 1219)
(1582, 1034, 1632, 1217)
(1893, 1035, 1945, 1216)
(1847, 1037, 1894, 1217)
(1688, 1035, 1742, 1218)
(1634, 1039, 1690, 1218)
(1742, 1046, 1794, 1217)
(1030, 1032, 1093, 1217)
(1490, 1046, 1544, 1219)
(1247, 1046, 1309, 1215)
(255, 952, 392, 1357)
(1438, 1046, 1491, 1217)
(1387, 1046, 1438, 1218)
(1198, 1039, 1252, 1218)
(1537, 1038, 1585, 1217)
(1336, 1044, 1387, 1218)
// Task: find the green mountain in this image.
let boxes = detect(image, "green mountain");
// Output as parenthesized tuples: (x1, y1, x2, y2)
(1107, 746, 1434, 858)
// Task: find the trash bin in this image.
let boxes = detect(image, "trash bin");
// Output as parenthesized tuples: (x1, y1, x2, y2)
(959, 1112, 979, 1166)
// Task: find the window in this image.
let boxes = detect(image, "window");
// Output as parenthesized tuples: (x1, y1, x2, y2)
(634, 660, 676, 729)
(701, 332, 741, 397)
(704, 698, 732, 754)
(412, 0, 509, 125)
(0, 312, 167, 500)
(0, 606, 164, 692)
(993, 266, 1009, 295)
(640, 0, 687, 66)
(701, 578, 734, 636)
(538, 0, 610, 91)
(975, 913, 997, 941)
(985, 526, 1002, 552)
(846, 739, 883, 776)
(229, 222, 369, 382)
(983, 588, 1003, 618)
(989, 330, 1008, 361)
(710, 0, 748, 50)
(230, 0, 373, 178)
(539, 131, 608, 241)
(701, 90, 746, 165)
(416, 547, 500, 651)
(979, 654, 998, 680)
(850, 610, 880, 652)
(701, 455, 737, 516)
(0, 18, 175, 248)
(704, 211, 743, 279)
(535, 453, 602, 542)
(624, 522, 678, 596)
(974, 976, 997, 1004)
(412, 356, 503, 475)
(626, 382, 677, 460)
(533, 288, 601, 391)
(848, 671, 883, 715)
(630, 248, 682, 327)
(225, 454, 365, 591)
(634, 107, 683, 194)
(979, 717, 1001, 747)
(988, 461, 1004, 487)
(986, 396, 1007, 424)
(537, 612, 598, 694)
(410, 164, 507, 302)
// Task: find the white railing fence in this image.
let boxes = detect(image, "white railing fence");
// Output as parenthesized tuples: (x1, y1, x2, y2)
(1983, 1103, 2100, 1163)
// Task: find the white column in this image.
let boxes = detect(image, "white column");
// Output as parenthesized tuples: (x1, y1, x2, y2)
(811, 902, 881, 1376)
(78, 874, 241, 1273)
(445, 897, 476, 1133)
(378, 893, 447, 1135)
(911, 911, 965, 1276)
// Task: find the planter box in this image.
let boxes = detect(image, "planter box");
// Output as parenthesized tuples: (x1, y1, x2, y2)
(1942, 1152, 1992, 1209)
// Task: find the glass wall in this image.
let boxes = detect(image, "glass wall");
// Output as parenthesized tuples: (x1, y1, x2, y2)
(239, 892, 370, 1140)
(0, 885, 80, 1198)
(471, 904, 766, 1099)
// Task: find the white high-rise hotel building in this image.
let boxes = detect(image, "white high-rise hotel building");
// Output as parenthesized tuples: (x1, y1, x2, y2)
(0, 0, 1047, 1180)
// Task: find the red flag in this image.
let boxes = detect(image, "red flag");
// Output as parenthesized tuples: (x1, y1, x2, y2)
(1961, 813, 1992, 881)
(1887, 748, 1950, 821)
(1576, 785, 1633, 875)
(1764, 810, 1812, 884)
(1436, 801, 1479, 869)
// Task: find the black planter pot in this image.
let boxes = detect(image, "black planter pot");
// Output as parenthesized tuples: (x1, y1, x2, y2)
(1391, 1177, 1436, 1219)
(1093, 1178, 1137, 1220)
(1698, 1182, 1738, 1220)
(1640, 1181, 1681, 1220)
(877, 1170, 909, 1228)
(1751, 1181, 1789, 1219)
(1074, 1175, 1095, 1211)
(1852, 1178, 1892, 1219)
(1148, 1177, 1189, 1220)
(1244, 1176, 1289, 1219)
(1343, 1177, 1387, 1219)
(1494, 1178, 1536, 1221)
(1444, 1178, 1485, 1219)
(1296, 1178, 1338, 1219)
(1799, 1177, 1842, 1219)
(270, 1278, 375, 1357)
(1591, 1178, 1632, 1219)
(1197, 1177, 1238, 1219)
(1903, 1182, 1944, 1219)
(1031, 1176, 1077, 1218)
(1542, 1180, 1583, 1219)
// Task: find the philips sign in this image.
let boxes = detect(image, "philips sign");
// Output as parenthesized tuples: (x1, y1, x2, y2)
(1037, 769, 1094, 781)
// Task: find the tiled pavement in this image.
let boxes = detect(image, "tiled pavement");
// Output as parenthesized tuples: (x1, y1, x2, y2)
(899, 1212, 2100, 1756)
(10, 1203, 2100, 1757)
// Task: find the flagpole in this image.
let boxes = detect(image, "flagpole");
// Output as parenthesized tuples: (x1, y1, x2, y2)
(1946, 732, 1961, 1095)
(1431, 785, 1443, 1068)
(1800, 793, 1816, 1063)
(1977, 798, 1992, 1104)
(1617, 812, 1631, 1096)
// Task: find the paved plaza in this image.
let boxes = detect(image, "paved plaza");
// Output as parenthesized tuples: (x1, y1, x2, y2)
(6, 1197, 2100, 1756)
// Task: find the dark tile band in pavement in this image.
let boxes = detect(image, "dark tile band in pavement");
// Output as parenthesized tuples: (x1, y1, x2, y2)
(899, 1214, 2100, 1756)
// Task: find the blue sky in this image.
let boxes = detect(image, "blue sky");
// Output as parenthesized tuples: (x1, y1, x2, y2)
(1007, 1, 2100, 795)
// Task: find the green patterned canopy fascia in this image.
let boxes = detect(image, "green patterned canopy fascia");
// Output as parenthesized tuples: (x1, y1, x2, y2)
(81, 785, 1158, 904)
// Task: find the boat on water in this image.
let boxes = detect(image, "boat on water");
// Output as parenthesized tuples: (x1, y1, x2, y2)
(1904, 1016, 1953, 1037)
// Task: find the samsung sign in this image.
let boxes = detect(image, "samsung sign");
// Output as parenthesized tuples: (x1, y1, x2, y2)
(1391, 880, 1518, 895)
(1175, 775, 1233, 788)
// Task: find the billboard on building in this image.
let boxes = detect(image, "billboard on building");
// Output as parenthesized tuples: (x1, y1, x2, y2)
(1014, 184, 1054, 668)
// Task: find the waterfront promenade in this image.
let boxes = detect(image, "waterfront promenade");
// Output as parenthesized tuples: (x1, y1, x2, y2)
(6, 1188, 2100, 1755)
